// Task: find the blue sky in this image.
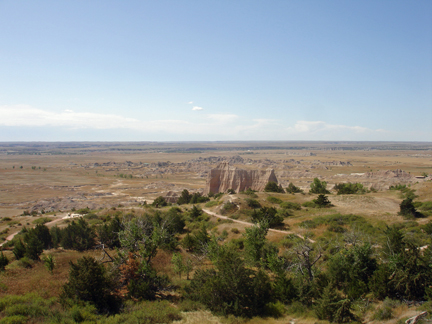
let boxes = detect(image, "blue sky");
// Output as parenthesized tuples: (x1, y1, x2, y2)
(0, 1, 431, 141)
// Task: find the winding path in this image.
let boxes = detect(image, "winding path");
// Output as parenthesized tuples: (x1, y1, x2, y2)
(202, 208, 314, 242)
(0, 214, 68, 247)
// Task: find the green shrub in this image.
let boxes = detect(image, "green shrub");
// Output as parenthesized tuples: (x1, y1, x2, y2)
(231, 228, 240, 234)
(177, 189, 192, 205)
(220, 202, 237, 215)
(280, 234, 302, 248)
(423, 222, 432, 235)
(76, 207, 90, 215)
(276, 208, 292, 219)
(214, 192, 224, 200)
(299, 219, 318, 229)
(204, 200, 220, 208)
(190, 192, 210, 204)
(186, 246, 272, 317)
(12, 240, 26, 260)
(61, 256, 120, 314)
(264, 301, 286, 318)
(315, 284, 355, 323)
(309, 178, 330, 194)
(313, 194, 333, 208)
(419, 201, 432, 211)
(0, 252, 9, 271)
(151, 196, 167, 207)
(399, 198, 423, 218)
(60, 218, 96, 251)
(251, 207, 284, 227)
(31, 217, 52, 225)
(264, 181, 285, 193)
(84, 213, 99, 220)
(245, 198, 261, 209)
(267, 196, 283, 204)
(68, 304, 98, 323)
(334, 182, 367, 195)
(286, 301, 308, 316)
(302, 201, 317, 208)
(327, 224, 346, 233)
(280, 201, 301, 210)
(228, 238, 244, 250)
(42, 255, 55, 274)
(0, 293, 57, 320)
(372, 298, 399, 321)
(286, 183, 304, 194)
(389, 184, 407, 190)
(99, 300, 181, 324)
(177, 299, 205, 312)
(243, 188, 258, 197)
(17, 257, 34, 269)
(0, 315, 28, 324)
(219, 230, 228, 240)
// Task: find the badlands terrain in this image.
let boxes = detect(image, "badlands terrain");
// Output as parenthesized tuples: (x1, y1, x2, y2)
(0, 141, 431, 324)
(1, 141, 431, 220)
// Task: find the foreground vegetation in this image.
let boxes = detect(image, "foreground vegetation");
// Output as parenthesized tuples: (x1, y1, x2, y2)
(0, 182, 432, 323)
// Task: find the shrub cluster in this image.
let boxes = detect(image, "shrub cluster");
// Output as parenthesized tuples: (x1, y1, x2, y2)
(334, 182, 367, 195)
(177, 189, 210, 205)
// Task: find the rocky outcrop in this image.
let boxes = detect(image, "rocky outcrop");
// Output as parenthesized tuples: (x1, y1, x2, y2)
(360, 169, 415, 190)
(205, 162, 278, 194)
(362, 169, 413, 180)
(164, 191, 179, 203)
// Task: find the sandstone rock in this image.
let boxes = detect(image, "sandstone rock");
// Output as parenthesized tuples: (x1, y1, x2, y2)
(205, 162, 278, 194)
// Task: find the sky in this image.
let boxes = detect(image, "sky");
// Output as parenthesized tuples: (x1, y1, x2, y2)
(0, 1, 431, 142)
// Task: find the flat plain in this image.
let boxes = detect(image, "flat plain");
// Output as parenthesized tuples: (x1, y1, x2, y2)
(1, 141, 431, 242)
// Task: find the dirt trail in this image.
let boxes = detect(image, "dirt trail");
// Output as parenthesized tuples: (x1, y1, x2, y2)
(0, 214, 67, 247)
(202, 209, 314, 242)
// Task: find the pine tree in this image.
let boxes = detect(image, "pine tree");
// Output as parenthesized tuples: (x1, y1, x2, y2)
(309, 178, 330, 194)
(313, 194, 332, 208)
(61, 256, 120, 314)
(0, 252, 9, 271)
(25, 234, 44, 260)
(13, 239, 26, 260)
(171, 252, 184, 279)
(181, 233, 196, 252)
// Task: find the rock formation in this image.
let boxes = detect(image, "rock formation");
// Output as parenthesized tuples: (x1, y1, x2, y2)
(362, 169, 413, 180)
(205, 162, 278, 194)
(164, 191, 179, 203)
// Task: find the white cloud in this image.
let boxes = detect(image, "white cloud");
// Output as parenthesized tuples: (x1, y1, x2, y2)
(207, 114, 239, 123)
(187, 101, 193, 104)
(287, 120, 371, 134)
(192, 106, 203, 111)
(0, 105, 401, 140)
(0, 105, 141, 129)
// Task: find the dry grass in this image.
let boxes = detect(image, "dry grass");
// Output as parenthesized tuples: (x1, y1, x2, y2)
(0, 249, 100, 298)
(174, 310, 223, 324)
(173, 310, 318, 324)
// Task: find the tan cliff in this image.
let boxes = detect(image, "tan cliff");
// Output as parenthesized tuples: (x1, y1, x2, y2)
(205, 162, 278, 194)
